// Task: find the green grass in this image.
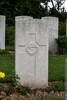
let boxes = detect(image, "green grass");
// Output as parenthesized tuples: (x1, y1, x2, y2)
(0, 55, 14, 81)
(25, 97, 64, 100)
(0, 55, 66, 81)
(49, 55, 66, 81)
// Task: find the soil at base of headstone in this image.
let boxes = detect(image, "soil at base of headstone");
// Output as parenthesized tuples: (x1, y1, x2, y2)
(0, 82, 65, 100)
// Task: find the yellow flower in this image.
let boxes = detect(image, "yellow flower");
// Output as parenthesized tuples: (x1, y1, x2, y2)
(0, 72, 5, 78)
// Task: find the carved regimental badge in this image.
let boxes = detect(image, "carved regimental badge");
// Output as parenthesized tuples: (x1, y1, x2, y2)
(25, 41, 39, 56)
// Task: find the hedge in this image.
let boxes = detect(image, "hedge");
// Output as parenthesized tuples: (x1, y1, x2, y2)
(57, 36, 67, 54)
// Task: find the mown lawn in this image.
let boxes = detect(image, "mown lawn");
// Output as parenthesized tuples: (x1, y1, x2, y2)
(0, 55, 14, 81)
(0, 55, 66, 81)
(49, 55, 67, 81)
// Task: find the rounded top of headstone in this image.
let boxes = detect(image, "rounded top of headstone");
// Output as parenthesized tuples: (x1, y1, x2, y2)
(0, 15, 5, 18)
(42, 16, 58, 21)
(42, 17, 59, 25)
(42, 16, 58, 19)
(15, 16, 33, 21)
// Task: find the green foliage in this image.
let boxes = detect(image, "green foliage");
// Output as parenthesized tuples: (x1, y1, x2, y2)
(0, 72, 19, 86)
(45, 81, 65, 92)
(0, 0, 49, 25)
(59, 22, 66, 36)
(8, 40, 14, 46)
(0, 49, 9, 55)
(6, 46, 14, 51)
(5, 73, 19, 86)
(57, 36, 67, 54)
(0, 0, 66, 26)
(0, 0, 67, 25)
(16, 85, 31, 95)
(6, 25, 14, 46)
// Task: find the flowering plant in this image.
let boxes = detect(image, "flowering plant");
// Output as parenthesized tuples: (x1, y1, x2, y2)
(0, 72, 5, 78)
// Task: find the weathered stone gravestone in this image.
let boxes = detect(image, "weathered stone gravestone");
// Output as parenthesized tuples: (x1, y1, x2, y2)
(15, 16, 48, 89)
(0, 15, 5, 49)
(43, 17, 58, 54)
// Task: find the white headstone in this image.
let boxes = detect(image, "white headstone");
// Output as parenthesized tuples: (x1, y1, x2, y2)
(0, 15, 5, 49)
(42, 17, 58, 54)
(15, 16, 48, 89)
